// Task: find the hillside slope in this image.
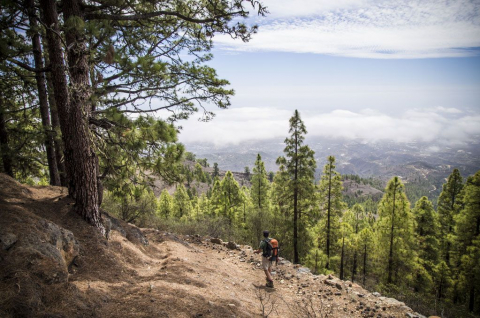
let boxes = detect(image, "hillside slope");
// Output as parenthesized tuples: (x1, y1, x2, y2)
(0, 174, 427, 318)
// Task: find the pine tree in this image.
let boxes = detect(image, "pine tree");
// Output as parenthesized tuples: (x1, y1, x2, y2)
(219, 171, 242, 224)
(348, 204, 368, 282)
(359, 226, 374, 287)
(438, 168, 464, 264)
(437, 169, 463, 298)
(173, 184, 192, 219)
(244, 166, 251, 181)
(454, 171, 480, 313)
(270, 164, 293, 258)
(213, 163, 220, 178)
(34, 0, 267, 233)
(338, 215, 354, 280)
(317, 156, 344, 270)
(276, 110, 316, 264)
(197, 194, 212, 218)
(24, 2, 60, 185)
(158, 189, 174, 219)
(376, 176, 415, 285)
(412, 196, 439, 293)
(250, 154, 270, 210)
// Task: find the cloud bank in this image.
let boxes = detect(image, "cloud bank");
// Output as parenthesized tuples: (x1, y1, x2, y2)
(179, 107, 480, 146)
(216, 0, 480, 58)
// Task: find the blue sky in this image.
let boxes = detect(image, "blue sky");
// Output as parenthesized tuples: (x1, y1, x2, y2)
(178, 0, 480, 146)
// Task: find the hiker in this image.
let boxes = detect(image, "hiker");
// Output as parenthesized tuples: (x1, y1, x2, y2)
(254, 230, 277, 287)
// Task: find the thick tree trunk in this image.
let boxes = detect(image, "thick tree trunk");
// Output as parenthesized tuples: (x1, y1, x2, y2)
(0, 99, 14, 177)
(43, 45, 67, 186)
(40, 0, 104, 234)
(26, 0, 60, 186)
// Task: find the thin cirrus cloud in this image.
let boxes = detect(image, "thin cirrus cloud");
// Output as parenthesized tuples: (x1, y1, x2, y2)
(179, 107, 480, 146)
(216, 0, 480, 58)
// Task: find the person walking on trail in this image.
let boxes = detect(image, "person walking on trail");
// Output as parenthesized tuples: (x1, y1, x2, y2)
(254, 230, 276, 288)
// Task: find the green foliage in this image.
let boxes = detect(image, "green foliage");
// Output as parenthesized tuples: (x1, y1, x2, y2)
(412, 196, 439, 293)
(213, 162, 219, 178)
(317, 156, 345, 269)
(275, 110, 317, 263)
(102, 186, 158, 224)
(157, 189, 174, 219)
(438, 168, 464, 264)
(454, 171, 480, 313)
(376, 176, 416, 286)
(173, 183, 192, 219)
(212, 171, 242, 224)
(250, 154, 270, 210)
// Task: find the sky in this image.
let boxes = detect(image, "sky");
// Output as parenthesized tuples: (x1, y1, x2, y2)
(178, 0, 480, 147)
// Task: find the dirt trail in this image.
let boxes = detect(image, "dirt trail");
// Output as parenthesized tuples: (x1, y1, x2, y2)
(0, 174, 424, 318)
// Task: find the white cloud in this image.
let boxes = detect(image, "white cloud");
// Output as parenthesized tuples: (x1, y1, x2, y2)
(179, 107, 480, 145)
(179, 107, 291, 146)
(218, 0, 480, 58)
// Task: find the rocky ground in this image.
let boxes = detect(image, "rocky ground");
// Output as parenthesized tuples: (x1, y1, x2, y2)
(0, 173, 434, 317)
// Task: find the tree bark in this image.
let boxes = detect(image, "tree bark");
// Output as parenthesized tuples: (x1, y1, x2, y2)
(387, 184, 397, 284)
(25, 0, 60, 186)
(0, 98, 14, 177)
(326, 163, 332, 269)
(63, 0, 104, 232)
(363, 244, 367, 286)
(293, 128, 299, 264)
(43, 43, 67, 186)
(340, 236, 345, 280)
(40, 0, 105, 234)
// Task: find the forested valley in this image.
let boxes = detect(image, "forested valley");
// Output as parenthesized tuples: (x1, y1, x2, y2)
(1, 0, 479, 317)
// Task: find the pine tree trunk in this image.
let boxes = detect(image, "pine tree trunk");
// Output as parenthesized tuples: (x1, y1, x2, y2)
(387, 188, 396, 284)
(363, 244, 367, 286)
(0, 99, 14, 177)
(326, 164, 332, 269)
(43, 45, 66, 186)
(352, 251, 357, 282)
(26, 0, 60, 186)
(40, 0, 104, 234)
(293, 131, 299, 264)
(340, 236, 345, 280)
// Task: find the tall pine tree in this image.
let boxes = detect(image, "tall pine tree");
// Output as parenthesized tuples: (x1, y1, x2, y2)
(454, 171, 480, 313)
(251, 154, 270, 210)
(317, 156, 344, 270)
(376, 176, 415, 285)
(276, 110, 316, 264)
(438, 168, 464, 264)
(412, 196, 439, 293)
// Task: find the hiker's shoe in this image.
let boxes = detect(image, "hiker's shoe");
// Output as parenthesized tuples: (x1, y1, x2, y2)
(266, 280, 274, 288)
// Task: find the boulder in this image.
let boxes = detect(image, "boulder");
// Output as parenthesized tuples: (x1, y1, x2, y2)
(296, 267, 311, 275)
(226, 241, 238, 250)
(210, 238, 223, 245)
(0, 232, 17, 250)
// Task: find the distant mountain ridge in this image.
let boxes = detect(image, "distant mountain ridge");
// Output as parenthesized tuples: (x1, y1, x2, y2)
(185, 137, 480, 204)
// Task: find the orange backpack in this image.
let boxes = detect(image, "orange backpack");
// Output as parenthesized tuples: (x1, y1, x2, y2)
(269, 238, 279, 258)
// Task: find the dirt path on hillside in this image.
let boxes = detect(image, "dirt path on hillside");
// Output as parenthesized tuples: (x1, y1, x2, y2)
(1, 174, 421, 318)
